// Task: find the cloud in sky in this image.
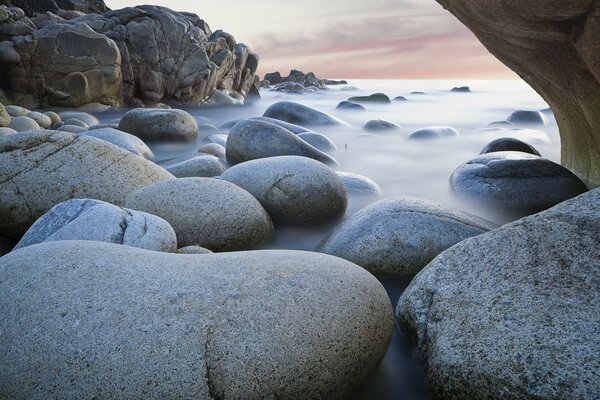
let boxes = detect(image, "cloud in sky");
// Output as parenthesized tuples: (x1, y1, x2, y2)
(105, 0, 516, 79)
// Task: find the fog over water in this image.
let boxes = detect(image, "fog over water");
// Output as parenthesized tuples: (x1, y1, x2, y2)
(101, 79, 557, 399)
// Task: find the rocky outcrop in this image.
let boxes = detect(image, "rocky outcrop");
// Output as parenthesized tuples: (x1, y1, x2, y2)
(0, 4, 259, 108)
(0, 0, 108, 16)
(263, 69, 327, 89)
(435, 0, 600, 187)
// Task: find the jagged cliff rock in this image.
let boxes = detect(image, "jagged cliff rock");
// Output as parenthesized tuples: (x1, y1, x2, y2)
(435, 0, 600, 187)
(0, 0, 108, 16)
(0, 4, 260, 108)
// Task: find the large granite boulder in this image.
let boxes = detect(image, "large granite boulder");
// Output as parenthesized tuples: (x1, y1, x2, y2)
(0, 240, 392, 399)
(0, 130, 174, 239)
(451, 151, 588, 217)
(124, 177, 274, 251)
(0, 5, 259, 108)
(226, 119, 338, 166)
(263, 101, 348, 127)
(118, 108, 199, 142)
(434, 0, 600, 187)
(14, 198, 177, 252)
(82, 127, 154, 159)
(221, 156, 348, 224)
(318, 197, 496, 279)
(397, 187, 600, 399)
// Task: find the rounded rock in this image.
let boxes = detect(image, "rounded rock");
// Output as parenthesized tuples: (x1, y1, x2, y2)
(0, 131, 174, 238)
(450, 151, 588, 216)
(221, 156, 347, 224)
(0, 240, 392, 399)
(177, 245, 213, 254)
(363, 119, 402, 132)
(8, 116, 41, 132)
(26, 112, 52, 129)
(348, 93, 391, 104)
(14, 199, 177, 253)
(480, 137, 541, 156)
(5, 105, 30, 117)
(0, 127, 17, 137)
(57, 111, 99, 127)
(118, 108, 199, 142)
(263, 101, 348, 127)
(337, 171, 382, 196)
(164, 155, 226, 178)
(57, 125, 88, 133)
(124, 177, 274, 251)
(409, 126, 460, 140)
(297, 132, 337, 153)
(83, 127, 154, 159)
(507, 110, 548, 127)
(318, 196, 496, 279)
(336, 101, 366, 111)
(226, 119, 338, 166)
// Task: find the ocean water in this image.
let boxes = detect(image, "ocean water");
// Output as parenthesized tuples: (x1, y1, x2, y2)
(101, 79, 558, 398)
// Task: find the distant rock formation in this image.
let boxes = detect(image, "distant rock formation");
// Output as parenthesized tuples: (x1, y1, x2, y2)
(435, 0, 600, 187)
(0, 3, 260, 108)
(0, 0, 108, 16)
(262, 69, 347, 90)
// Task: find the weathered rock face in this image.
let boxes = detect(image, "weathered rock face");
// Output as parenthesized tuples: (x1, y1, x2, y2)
(435, 0, 600, 187)
(397, 187, 600, 399)
(0, 130, 174, 239)
(0, 4, 259, 108)
(0, 240, 393, 399)
(0, 0, 108, 16)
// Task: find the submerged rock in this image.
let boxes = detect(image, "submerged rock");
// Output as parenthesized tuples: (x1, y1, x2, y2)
(409, 126, 460, 140)
(363, 119, 402, 132)
(83, 127, 154, 159)
(0, 240, 392, 399)
(263, 101, 348, 127)
(348, 93, 391, 104)
(221, 156, 347, 224)
(124, 177, 273, 251)
(336, 101, 366, 111)
(226, 119, 338, 166)
(507, 110, 548, 127)
(118, 108, 198, 142)
(297, 132, 337, 153)
(393, 96, 408, 102)
(336, 172, 382, 196)
(451, 151, 588, 216)
(14, 199, 177, 252)
(318, 196, 495, 279)
(0, 131, 173, 239)
(450, 86, 471, 92)
(397, 187, 600, 399)
(480, 137, 541, 156)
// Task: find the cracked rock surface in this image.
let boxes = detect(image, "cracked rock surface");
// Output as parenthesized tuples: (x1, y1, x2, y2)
(435, 0, 600, 187)
(0, 130, 174, 239)
(318, 196, 496, 279)
(0, 240, 393, 399)
(397, 187, 600, 399)
(14, 198, 177, 252)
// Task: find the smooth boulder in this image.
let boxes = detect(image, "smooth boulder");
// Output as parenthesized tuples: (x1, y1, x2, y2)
(83, 127, 154, 159)
(409, 126, 460, 140)
(164, 155, 226, 178)
(263, 101, 348, 127)
(397, 187, 600, 399)
(451, 151, 588, 216)
(125, 178, 273, 251)
(507, 110, 548, 127)
(14, 199, 177, 252)
(363, 119, 402, 132)
(118, 108, 199, 142)
(318, 196, 496, 279)
(348, 93, 391, 104)
(336, 101, 366, 111)
(0, 131, 174, 238)
(297, 132, 337, 153)
(0, 240, 392, 399)
(226, 119, 338, 166)
(337, 172, 382, 196)
(221, 156, 347, 224)
(480, 137, 541, 156)
(8, 116, 40, 132)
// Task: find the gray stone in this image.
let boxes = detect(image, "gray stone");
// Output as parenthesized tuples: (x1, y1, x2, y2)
(202, 133, 228, 147)
(263, 101, 349, 127)
(14, 199, 177, 252)
(221, 156, 347, 224)
(507, 110, 548, 127)
(480, 137, 541, 156)
(248, 116, 312, 134)
(363, 119, 402, 132)
(62, 118, 89, 128)
(297, 132, 337, 153)
(337, 171, 382, 196)
(226, 119, 338, 166)
(450, 151, 588, 217)
(396, 187, 600, 399)
(25, 111, 52, 129)
(0, 240, 392, 399)
(83, 127, 154, 159)
(118, 108, 199, 142)
(177, 245, 213, 254)
(5, 105, 29, 117)
(165, 155, 226, 178)
(199, 143, 226, 161)
(0, 103, 9, 127)
(0, 131, 174, 238)
(0, 127, 16, 137)
(204, 89, 241, 106)
(57, 124, 87, 133)
(336, 101, 366, 111)
(8, 115, 41, 132)
(393, 96, 408, 102)
(348, 93, 391, 104)
(57, 112, 99, 127)
(43, 111, 61, 125)
(125, 177, 273, 251)
(318, 196, 496, 279)
(451, 86, 471, 92)
(409, 126, 460, 140)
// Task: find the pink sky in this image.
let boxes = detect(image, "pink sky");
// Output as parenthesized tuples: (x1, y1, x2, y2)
(106, 0, 516, 80)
